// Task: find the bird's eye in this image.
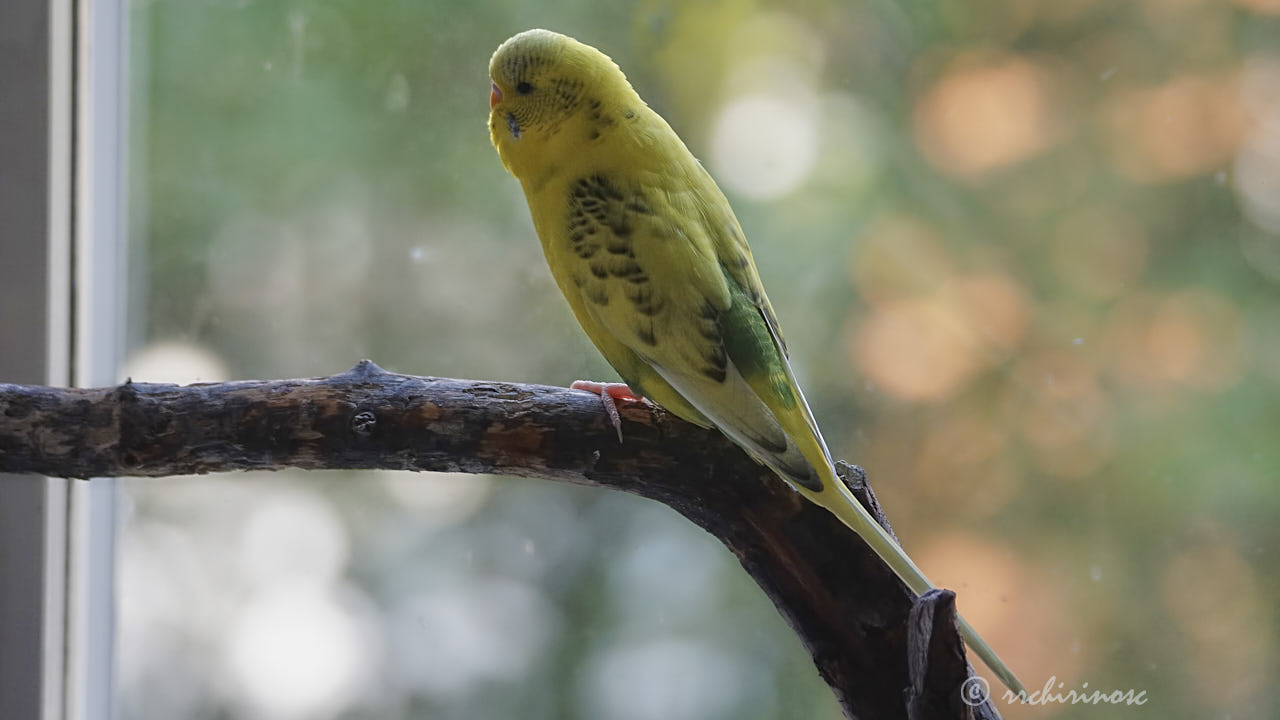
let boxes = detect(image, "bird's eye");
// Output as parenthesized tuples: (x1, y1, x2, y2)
(516, 81, 533, 95)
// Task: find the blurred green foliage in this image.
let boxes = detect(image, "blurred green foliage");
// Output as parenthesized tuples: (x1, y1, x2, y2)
(122, 1, 1280, 719)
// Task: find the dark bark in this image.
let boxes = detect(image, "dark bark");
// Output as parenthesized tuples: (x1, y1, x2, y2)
(0, 360, 1001, 719)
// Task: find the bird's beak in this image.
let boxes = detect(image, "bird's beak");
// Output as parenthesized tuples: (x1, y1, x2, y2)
(490, 82, 502, 110)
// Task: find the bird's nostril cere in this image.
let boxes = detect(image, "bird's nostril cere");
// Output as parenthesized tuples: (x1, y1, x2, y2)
(490, 82, 503, 110)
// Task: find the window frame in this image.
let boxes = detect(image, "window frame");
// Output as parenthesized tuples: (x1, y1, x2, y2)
(0, 0, 125, 718)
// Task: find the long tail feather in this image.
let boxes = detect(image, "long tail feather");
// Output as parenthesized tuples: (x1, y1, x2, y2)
(818, 471, 1027, 696)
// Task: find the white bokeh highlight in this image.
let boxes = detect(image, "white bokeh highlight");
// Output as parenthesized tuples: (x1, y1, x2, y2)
(223, 581, 379, 720)
(387, 575, 559, 696)
(578, 637, 754, 720)
(122, 340, 229, 384)
(1235, 56, 1280, 285)
(238, 490, 350, 587)
(711, 92, 819, 201)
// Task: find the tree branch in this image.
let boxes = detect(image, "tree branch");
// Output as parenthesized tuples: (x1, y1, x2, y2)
(0, 360, 1000, 720)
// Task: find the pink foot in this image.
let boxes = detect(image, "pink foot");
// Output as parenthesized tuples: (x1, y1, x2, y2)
(571, 381, 645, 443)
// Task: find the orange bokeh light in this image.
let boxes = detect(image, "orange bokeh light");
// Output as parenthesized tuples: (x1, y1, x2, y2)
(1101, 71, 1246, 182)
(913, 55, 1063, 180)
(1162, 541, 1274, 705)
(916, 531, 1085, 701)
(850, 273, 1029, 402)
(1233, 0, 1280, 15)
(913, 412, 1021, 518)
(850, 214, 955, 305)
(1013, 350, 1115, 480)
(1015, 350, 1106, 448)
(1102, 289, 1244, 394)
(1146, 290, 1244, 390)
(851, 298, 980, 401)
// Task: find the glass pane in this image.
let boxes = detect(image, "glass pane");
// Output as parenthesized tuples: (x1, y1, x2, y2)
(120, 2, 1280, 720)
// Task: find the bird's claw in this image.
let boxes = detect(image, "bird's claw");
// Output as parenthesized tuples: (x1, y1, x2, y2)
(570, 381, 645, 443)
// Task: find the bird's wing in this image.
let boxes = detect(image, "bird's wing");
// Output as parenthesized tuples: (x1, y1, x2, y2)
(556, 168, 828, 490)
(706, 207, 790, 358)
(693, 170, 835, 472)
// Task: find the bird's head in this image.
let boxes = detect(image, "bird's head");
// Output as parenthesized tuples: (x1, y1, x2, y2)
(488, 29, 633, 181)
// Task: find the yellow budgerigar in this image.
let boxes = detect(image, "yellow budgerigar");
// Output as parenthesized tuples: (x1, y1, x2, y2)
(488, 28, 1024, 695)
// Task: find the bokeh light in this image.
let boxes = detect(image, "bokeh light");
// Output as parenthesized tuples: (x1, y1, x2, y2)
(913, 55, 1065, 181)
(1162, 540, 1274, 707)
(385, 576, 559, 695)
(1102, 71, 1245, 182)
(1235, 56, 1280, 235)
(918, 530, 1087, 701)
(577, 638, 755, 720)
(710, 92, 819, 200)
(223, 580, 379, 720)
(122, 340, 229, 384)
(850, 274, 1028, 402)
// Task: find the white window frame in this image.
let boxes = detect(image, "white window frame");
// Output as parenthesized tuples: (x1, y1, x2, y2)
(0, 0, 125, 718)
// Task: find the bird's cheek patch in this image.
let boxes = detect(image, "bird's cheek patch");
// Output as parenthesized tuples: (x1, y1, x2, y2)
(506, 113, 521, 139)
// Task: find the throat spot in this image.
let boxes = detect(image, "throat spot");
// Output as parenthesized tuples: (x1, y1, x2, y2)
(506, 113, 521, 139)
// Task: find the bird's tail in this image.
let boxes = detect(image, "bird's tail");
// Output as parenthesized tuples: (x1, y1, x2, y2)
(811, 465, 1027, 696)
(753, 345, 1026, 696)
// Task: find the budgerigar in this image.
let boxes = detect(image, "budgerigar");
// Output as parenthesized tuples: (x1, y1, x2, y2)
(487, 28, 1023, 695)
